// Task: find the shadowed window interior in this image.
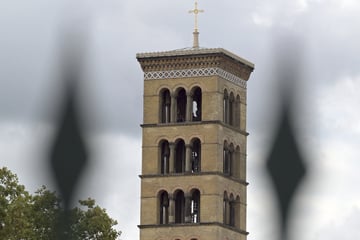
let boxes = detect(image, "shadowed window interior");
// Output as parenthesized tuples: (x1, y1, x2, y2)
(174, 190, 185, 223)
(191, 189, 200, 223)
(191, 138, 201, 173)
(191, 87, 202, 121)
(175, 140, 186, 173)
(160, 140, 170, 174)
(159, 191, 169, 224)
(160, 89, 171, 123)
(176, 88, 187, 122)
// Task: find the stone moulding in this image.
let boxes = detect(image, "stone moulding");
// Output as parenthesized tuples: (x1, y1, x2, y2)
(143, 67, 247, 89)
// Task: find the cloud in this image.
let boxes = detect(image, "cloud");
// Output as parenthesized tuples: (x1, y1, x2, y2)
(1, 1, 360, 240)
(252, 13, 273, 27)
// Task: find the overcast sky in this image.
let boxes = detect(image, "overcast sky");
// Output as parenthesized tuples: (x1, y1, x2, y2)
(1, 0, 360, 239)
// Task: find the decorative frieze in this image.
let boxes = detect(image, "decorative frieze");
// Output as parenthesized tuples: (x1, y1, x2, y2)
(143, 67, 247, 89)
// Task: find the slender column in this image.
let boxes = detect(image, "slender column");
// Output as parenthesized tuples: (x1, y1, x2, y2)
(185, 194, 192, 223)
(185, 144, 192, 173)
(170, 93, 176, 123)
(168, 194, 175, 224)
(186, 92, 192, 122)
(169, 143, 175, 173)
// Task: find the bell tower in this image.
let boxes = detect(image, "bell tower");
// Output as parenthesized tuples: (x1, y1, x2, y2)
(137, 2, 254, 240)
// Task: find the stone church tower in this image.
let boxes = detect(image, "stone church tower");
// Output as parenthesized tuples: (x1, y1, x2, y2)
(136, 3, 254, 240)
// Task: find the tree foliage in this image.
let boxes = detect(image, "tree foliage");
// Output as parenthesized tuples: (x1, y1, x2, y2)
(0, 167, 121, 240)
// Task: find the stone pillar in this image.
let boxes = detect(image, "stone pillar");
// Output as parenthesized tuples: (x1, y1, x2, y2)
(186, 92, 192, 122)
(185, 194, 192, 223)
(169, 143, 175, 173)
(185, 144, 192, 173)
(169, 194, 175, 224)
(170, 93, 176, 123)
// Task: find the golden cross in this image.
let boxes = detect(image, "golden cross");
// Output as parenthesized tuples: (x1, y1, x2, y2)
(189, 0, 204, 32)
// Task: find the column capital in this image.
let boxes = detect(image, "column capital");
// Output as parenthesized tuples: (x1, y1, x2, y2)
(185, 193, 192, 198)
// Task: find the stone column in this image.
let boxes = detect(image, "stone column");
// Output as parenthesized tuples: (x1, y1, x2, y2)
(168, 194, 175, 224)
(185, 194, 192, 223)
(170, 93, 176, 123)
(169, 143, 175, 173)
(186, 92, 192, 122)
(185, 144, 192, 173)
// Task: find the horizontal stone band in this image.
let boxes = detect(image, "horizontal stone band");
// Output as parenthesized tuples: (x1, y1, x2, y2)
(143, 67, 247, 89)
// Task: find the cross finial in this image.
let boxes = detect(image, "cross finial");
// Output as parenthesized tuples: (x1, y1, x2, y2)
(189, 0, 204, 48)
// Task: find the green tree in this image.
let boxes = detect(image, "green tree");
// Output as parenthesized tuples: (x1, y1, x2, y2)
(0, 167, 121, 240)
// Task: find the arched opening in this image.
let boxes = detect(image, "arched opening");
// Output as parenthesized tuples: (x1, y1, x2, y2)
(190, 189, 200, 223)
(159, 191, 169, 224)
(159, 140, 170, 174)
(176, 88, 187, 122)
(175, 140, 186, 173)
(235, 195, 241, 229)
(160, 89, 171, 123)
(233, 146, 241, 179)
(229, 143, 234, 176)
(191, 87, 202, 122)
(223, 89, 229, 123)
(229, 194, 235, 227)
(191, 138, 201, 173)
(223, 191, 229, 224)
(174, 190, 185, 223)
(229, 92, 235, 126)
(236, 95, 241, 128)
(223, 141, 231, 175)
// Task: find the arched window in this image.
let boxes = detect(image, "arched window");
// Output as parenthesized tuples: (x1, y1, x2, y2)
(223, 141, 231, 175)
(191, 138, 201, 173)
(176, 88, 187, 122)
(174, 190, 185, 223)
(191, 87, 202, 121)
(233, 146, 241, 179)
(190, 189, 200, 223)
(223, 89, 229, 123)
(160, 140, 170, 174)
(175, 140, 186, 173)
(159, 191, 169, 224)
(223, 192, 229, 224)
(235, 196, 241, 228)
(160, 89, 171, 123)
(229, 92, 235, 126)
(235, 95, 241, 128)
(229, 194, 235, 227)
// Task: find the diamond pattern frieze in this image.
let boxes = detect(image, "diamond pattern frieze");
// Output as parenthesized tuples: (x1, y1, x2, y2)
(143, 67, 247, 89)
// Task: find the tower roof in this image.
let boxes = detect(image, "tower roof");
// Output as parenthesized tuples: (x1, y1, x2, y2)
(136, 47, 254, 69)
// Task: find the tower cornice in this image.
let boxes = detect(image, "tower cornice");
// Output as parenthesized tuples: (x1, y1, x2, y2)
(136, 48, 254, 81)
